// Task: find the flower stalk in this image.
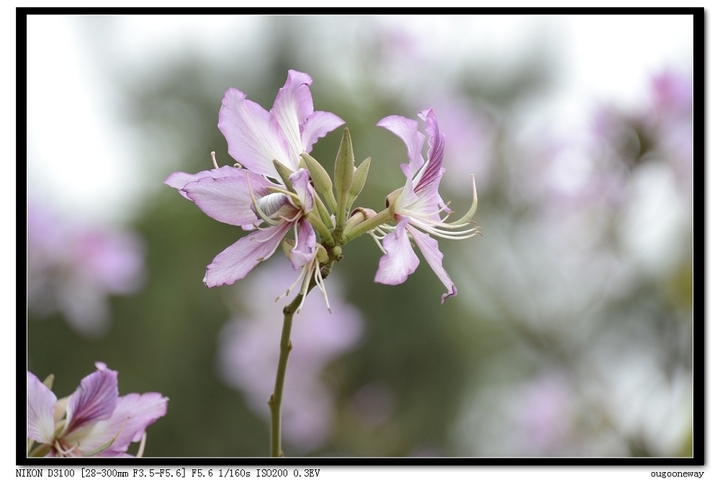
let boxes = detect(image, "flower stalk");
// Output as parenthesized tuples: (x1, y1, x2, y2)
(268, 244, 341, 457)
(268, 286, 307, 458)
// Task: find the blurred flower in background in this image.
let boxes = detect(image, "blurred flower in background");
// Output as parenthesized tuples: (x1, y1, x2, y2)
(27, 201, 146, 338)
(217, 260, 364, 453)
(452, 68, 693, 457)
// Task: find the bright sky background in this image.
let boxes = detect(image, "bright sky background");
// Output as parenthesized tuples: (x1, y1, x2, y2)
(26, 14, 693, 224)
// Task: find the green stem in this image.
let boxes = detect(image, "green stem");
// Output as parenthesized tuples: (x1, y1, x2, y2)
(267, 244, 342, 457)
(268, 283, 316, 457)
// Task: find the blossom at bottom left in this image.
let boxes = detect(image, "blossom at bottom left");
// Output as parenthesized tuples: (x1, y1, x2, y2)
(27, 362, 168, 458)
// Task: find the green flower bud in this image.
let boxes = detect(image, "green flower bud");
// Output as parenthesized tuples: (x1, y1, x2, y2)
(346, 157, 371, 211)
(301, 153, 337, 213)
(334, 128, 355, 229)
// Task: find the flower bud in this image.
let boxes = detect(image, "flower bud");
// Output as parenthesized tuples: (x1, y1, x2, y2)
(301, 153, 337, 213)
(316, 245, 330, 264)
(334, 128, 355, 229)
(345, 207, 378, 232)
(273, 159, 296, 192)
(346, 157, 371, 211)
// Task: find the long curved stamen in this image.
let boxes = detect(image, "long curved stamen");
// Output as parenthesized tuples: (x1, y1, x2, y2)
(296, 260, 315, 314)
(135, 432, 147, 458)
(276, 266, 307, 302)
(409, 220, 480, 240)
(445, 174, 478, 227)
(275, 243, 321, 304)
(368, 224, 394, 253)
(369, 230, 388, 254)
(211, 151, 220, 169)
(277, 246, 333, 314)
(402, 205, 454, 225)
(278, 208, 303, 224)
(54, 440, 79, 457)
(411, 216, 479, 234)
(313, 257, 332, 313)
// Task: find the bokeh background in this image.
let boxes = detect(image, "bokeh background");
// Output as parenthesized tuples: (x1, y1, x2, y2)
(25, 14, 695, 458)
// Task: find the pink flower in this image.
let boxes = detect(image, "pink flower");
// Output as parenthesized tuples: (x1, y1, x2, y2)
(27, 363, 168, 457)
(373, 109, 479, 302)
(165, 71, 344, 288)
(217, 70, 344, 181)
(168, 165, 318, 287)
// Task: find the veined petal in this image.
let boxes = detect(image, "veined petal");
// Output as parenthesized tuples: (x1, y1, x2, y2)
(270, 70, 314, 166)
(301, 110, 345, 153)
(165, 166, 247, 200)
(204, 223, 293, 287)
(289, 168, 315, 212)
(182, 170, 271, 227)
(407, 225, 457, 303)
(66, 392, 168, 456)
(289, 218, 316, 270)
(218, 88, 291, 178)
(377, 115, 425, 180)
(414, 108, 447, 195)
(27, 372, 57, 444)
(402, 179, 446, 221)
(65, 367, 118, 435)
(374, 218, 420, 285)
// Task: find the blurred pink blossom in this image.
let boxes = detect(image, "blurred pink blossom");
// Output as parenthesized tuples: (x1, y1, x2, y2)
(506, 69, 692, 256)
(27, 202, 145, 337)
(650, 70, 693, 196)
(510, 372, 574, 456)
(651, 70, 692, 120)
(217, 260, 363, 452)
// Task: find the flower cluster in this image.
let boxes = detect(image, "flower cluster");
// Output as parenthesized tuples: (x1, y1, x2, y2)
(27, 363, 168, 457)
(166, 70, 480, 305)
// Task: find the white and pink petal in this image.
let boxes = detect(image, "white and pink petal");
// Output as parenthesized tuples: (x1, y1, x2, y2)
(301, 110, 345, 153)
(64, 367, 118, 434)
(164, 166, 248, 200)
(407, 225, 457, 303)
(27, 372, 57, 445)
(377, 115, 425, 180)
(203, 223, 293, 288)
(68, 392, 168, 456)
(270, 70, 315, 163)
(182, 171, 271, 228)
(289, 169, 315, 213)
(218, 88, 291, 178)
(374, 219, 420, 286)
(289, 218, 316, 270)
(414, 109, 447, 195)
